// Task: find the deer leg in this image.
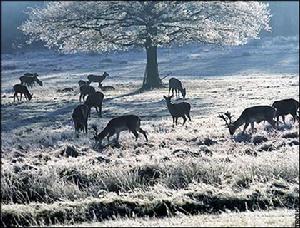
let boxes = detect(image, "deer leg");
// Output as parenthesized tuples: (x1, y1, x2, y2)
(172, 116, 175, 127)
(14, 93, 16, 102)
(291, 111, 298, 123)
(139, 128, 148, 141)
(85, 120, 88, 133)
(267, 119, 276, 130)
(168, 87, 171, 95)
(99, 104, 102, 118)
(172, 89, 174, 97)
(175, 117, 178, 126)
(251, 122, 256, 133)
(182, 116, 187, 126)
(132, 130, 139, 141)
(20, 93, 23, 101)
(116, 132, 120, 142)
(276, 116, 279, 128)
(242, 123, 249, 134)
(282, 115, 285, 124)
(186, 113, 192, 121)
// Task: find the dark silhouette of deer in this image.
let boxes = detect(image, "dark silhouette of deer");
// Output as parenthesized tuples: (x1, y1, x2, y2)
(13, 84, 33, 101)
(169, 78, 186, 98)
(78, 80, 91, 87)
(72, 104, 89, 134)
(164, 95, 191, 127)
(84, 91, 104, 117)
(93, 115, 148, 144)
(79, 85, 96, 102)
(272, 98, 299, 127)
(219, 106, 277, 135)
(87, 72, 109, 87)
(19, 73, 42, 87)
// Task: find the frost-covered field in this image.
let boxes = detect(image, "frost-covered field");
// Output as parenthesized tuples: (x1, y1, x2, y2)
(1, 37, 299, 227)
(62, 209, 296, 227)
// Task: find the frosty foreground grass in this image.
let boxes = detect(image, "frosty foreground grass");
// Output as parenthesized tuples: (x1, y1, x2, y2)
(63, 209, 296, 227)
(1, 75, 299, 226)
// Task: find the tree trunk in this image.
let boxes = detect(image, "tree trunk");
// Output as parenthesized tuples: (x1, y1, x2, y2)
(142, 41, 161, 90)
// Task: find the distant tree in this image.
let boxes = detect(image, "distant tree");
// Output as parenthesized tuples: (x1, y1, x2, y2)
(21, 1, 270, 90)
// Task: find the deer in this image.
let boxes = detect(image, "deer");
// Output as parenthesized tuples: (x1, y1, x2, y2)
(272, 98, 299, 127)
(219, 106, 277, 135)
(19, 73, 42, 87)
(78, 80, 91, 87)
(79, 85, 96, 102)
(84, 91, 104, 117)
(163, 95, 191, 127)
(13, 84, 33, 102)
(169, 78, 186, 98)
(72, 104, 90, 134)
(93, 115, 148, 144)
(87, 71, 109, 87)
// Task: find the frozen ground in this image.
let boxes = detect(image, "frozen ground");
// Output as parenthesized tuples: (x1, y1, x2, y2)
(1, 36, 299, 226)
(63, 209, 296, 227)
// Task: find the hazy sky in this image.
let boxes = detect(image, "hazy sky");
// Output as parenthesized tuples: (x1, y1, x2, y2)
(1, 1, 299, 53)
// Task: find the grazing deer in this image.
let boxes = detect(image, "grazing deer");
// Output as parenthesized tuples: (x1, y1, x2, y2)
(219, 106, 277, 135)
(84, 91, 104, 117)
(13, 84, 33, 101)
(79, 85, 96, 102)
(19, 73, 42, 87)
(169, 78, 186, 98)
(87, 72, 109, 87)
(72, 104, 89, 134)
(93, 115, 148, 144)
(78, 80, 91, 87)
(164, 95, 191, 127)
(272, 98, 299, 127)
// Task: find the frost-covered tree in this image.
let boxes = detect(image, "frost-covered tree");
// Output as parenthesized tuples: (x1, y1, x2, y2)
(21, 1, 270, 90)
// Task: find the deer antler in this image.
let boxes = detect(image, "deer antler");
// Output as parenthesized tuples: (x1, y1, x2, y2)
(218, 112, 233, 127)
(224, 111, 233, 123)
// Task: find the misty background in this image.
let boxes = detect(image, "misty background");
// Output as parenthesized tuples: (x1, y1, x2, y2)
(1, 1, 299, 53)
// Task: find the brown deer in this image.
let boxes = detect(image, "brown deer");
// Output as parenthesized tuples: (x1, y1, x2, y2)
(272, 98, 299, 127)
(169, 78, 186, 98)
(219, 106, 277, 135)
(79, 85, 96, 102)
(13, 84, 33, 101)
(72, 104, 89, 134)
(93, 115, 148, 144)
(87, 72, 109, 87)
(164, 95, 191, 127)
(84, 91, 104, 117)
(20, 73, 42, 87)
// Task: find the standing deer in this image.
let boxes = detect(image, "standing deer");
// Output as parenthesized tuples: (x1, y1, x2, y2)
(169, 78, 186, 98)
(13, 84, 33, 101)
(78, 80, 91, 87)
(79, 85, 96, 102)
(84, 91, 104, 117)
(72, 104, 89, 134)
(219, 106, 277, 135)
(19, 73, 42, 87)
(164, 95, 191, 127)
(87, 72, 109, 87)
(272, 98, 299, 127)
(93, 115, 148, 144)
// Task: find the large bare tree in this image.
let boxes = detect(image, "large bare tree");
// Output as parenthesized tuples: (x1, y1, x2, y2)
(21, 1, 271, 90)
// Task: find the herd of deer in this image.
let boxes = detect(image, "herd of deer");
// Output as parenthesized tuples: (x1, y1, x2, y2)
(12, 72, 299, 145)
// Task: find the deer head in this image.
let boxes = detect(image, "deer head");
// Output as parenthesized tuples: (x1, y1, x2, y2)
(218, 111, 236, 135)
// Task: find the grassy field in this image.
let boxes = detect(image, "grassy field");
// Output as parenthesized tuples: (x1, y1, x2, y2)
(64, 209, 296, 227)
(1, 74, 299, 226)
